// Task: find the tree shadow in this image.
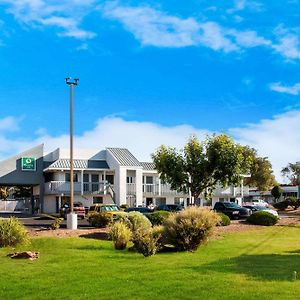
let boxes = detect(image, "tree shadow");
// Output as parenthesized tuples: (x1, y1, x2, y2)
(191, 253, 300, 281)
(79, 232, 109, 241)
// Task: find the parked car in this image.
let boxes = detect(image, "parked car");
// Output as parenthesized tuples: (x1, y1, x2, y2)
(213, 202, 251, 219)
(251, 199, 269, 207)
(124, 207, 153, 215)
(89, 204, 125, 219)
(243, 205, 279, 217)
(60, 202, 85, 219)
(156, 204, 183, 212)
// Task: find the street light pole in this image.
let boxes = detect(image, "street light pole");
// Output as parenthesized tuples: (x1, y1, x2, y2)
(65, 77, 79, 229)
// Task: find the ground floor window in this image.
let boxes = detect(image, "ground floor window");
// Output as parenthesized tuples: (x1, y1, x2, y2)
(126, 195, 136, 207)
(155, 197, 166, 206)
(93, 196, 103, 204)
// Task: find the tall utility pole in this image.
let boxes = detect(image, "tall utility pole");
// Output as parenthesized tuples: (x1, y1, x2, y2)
(65, 77, 79, 229)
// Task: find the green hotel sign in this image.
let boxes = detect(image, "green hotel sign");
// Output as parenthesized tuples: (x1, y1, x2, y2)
(21, 157, 36, 171)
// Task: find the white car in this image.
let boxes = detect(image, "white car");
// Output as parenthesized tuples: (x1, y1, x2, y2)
(244, 205, 279, 217)
(251, 199, 269, 207)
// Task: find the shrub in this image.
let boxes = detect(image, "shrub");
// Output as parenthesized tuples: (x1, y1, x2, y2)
(217, 213, 231, 226)
(133, 227, 162, 257)
(118, 211, 152, 233)
(147, 211, 171, 226)
(164, 207, 220, 252)
(109, 222, 132, 250)
(88, 212, 113, 228)
(51, 218, 63, 230)
(247, 211, 278, 226)
(0, 217, 29, 247)
(120, 204, 129, 210)
(273, 200, 289, 210)
(286, 197, 300, 210)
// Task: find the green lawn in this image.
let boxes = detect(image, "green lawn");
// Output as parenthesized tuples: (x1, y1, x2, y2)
(1, 226, 300, 300)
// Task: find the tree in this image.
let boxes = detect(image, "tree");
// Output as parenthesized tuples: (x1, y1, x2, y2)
(271, 185, 282, 201)
(152, 134, 252, 203)
(281, 162, 300, 185)
(242, 147, 276, 191)
(0, 186, 9, 200)
(13, 186, 31, 199)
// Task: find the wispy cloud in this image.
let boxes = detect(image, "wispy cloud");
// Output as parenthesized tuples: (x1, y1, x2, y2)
(269, 82, 300, 95)
(0, 116, 20, 132)
(101, 2, 272, 52)
(0, 0, 96, 40)
(227, 0, 264, 13)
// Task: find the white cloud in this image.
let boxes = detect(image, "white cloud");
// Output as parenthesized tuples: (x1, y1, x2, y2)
(227, 0, 263, 13)
(101, 3, 274, 52)
(2, 112, 300, 181)
(272, 26, 300, 59)
(231, 110, 300, 180)
(0, 0, 96, 40)
(269, 82, 300, 95)
(0, 116, 20, 132)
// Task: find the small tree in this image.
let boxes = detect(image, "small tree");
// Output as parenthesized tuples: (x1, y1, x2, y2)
(0, 186, 9, 200)
(281, 162, 300, 185)
(271, 185, 282, 202)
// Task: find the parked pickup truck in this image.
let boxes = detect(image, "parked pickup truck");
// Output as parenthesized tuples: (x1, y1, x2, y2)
(213, 201, 251, 219)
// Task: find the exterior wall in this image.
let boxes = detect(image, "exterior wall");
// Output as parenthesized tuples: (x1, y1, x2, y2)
(43, 194, 113, 214)
(44, 195, 57, 214)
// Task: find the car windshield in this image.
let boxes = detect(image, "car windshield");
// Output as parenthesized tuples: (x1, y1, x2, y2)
(223, 202, 240, 208)
(102, 205, 119, 211)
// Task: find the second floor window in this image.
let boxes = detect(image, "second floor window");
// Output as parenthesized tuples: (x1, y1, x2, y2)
(65, 172, 78, 182)
(127, 176, 135, 184)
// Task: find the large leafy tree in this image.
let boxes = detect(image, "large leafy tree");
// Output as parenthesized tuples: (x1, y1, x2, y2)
(152, 134, 252, 202)
(281, 162, 300, 185)
(242, 147, 276, 191)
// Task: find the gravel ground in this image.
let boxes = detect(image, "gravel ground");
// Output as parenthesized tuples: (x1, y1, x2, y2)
(25, 216, 300, 240)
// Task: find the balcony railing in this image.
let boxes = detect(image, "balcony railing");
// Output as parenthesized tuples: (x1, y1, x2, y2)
(45, 181, 112, 195)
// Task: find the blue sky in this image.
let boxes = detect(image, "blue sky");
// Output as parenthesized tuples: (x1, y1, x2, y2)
(0, 0, 299, 180)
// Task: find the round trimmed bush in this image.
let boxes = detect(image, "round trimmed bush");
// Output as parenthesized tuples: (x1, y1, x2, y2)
(118, 211, 152, 233)
(273, 200, 289, 210)
(88, 212, 113, 228)
(247, 211, 278, 226)
(217, 213, 231, 226)
(147, 211, 171, 226)
(0, 217, 29, 247)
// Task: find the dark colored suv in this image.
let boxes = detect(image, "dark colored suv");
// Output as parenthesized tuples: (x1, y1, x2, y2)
(213, 202, 251, 219)
(124, 207, 153, 215)
(156, 204, 183, 212)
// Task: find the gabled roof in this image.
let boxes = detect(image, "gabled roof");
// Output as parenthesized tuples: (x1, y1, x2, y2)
(141, 162, 156, 171)
(45, 159, 109, 170)
(107, 148, 142, 167)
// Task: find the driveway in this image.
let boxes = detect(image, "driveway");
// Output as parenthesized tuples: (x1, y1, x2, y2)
(0, 213, 91, 229)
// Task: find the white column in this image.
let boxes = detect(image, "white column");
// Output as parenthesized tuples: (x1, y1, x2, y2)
(81, 170, 84, 196)
(158, 178, 161, 196)
(104, 170, 106, 195)
(135, 169, 143, 207)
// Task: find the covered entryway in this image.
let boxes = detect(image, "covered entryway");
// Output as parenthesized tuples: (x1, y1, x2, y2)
(0, 145, 45, 215)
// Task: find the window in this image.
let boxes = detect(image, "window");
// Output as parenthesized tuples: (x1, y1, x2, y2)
(106, 175, 114, 185)
(93, 196, 103, 204)
(146, 176, 153, 184)
(127, 176, 135, 184)
(65, 173, 78, 182)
